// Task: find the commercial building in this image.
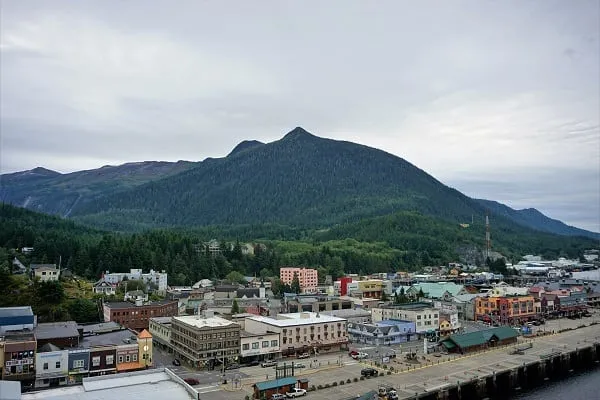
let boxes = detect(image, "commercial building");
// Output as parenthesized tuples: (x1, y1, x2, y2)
(102, 269, 168, 292)
(239, 331, 281, 362)
(35, 344, 69, 388)
(284, 293, 354, 313)
(475, 295, 536, 325)
(67, 348, 90, 384)
(346, 280, 385, 299)
(245, 312, 348, 356)
(149, 317, 172, 351)
(280, 267, 318, 293)
(170, 314, 240, 369)
(371, 303, 439, 334)
(102, 300, 178, 330)
(440, 326, 519, 354)
(321, 309, 372, 324)
(0, 306, 35, 334)
(34, 321, 80, 349)
(0, 331, 37, 384)
(347, 319, 416, 345)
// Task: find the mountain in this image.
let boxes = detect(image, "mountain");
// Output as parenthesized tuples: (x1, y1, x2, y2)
(227, 140, 265, 157)
(476, 199, 599, 240)
(0, 160, 196, 217)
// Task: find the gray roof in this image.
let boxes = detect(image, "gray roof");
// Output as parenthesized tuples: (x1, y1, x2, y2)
(39, 343, 63, 353)
(79, 322, 123, 334)
(30, 264, 57, 270)
(0, 306, 34, 318)
(321, 309, 371, 318)
(21, 369, 194, 400)
(35, 321, 79, 340)
(80, 329, 138, 348)
(103, 300, 176, 309)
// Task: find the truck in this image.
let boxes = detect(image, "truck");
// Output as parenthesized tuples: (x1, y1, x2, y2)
(286, 388, 307, 397)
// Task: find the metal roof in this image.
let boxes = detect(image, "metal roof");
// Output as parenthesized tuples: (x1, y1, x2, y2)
(35, 321, 79, 340)
(254, 377, 297, 391)
(0, 306, 34, 318)
(444, 327, 518, 349)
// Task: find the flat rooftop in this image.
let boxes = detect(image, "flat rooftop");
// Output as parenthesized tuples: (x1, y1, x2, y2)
(150, 316, 172, 324)
(173, 315, 239, 329)
(248, 312, 346, 327)
(22, 369, 194, 400)
(35, 321, 79, 339)
(0, 306, 34, 318)
(104, 300, 176, 309)
(80, 329, 138, 348)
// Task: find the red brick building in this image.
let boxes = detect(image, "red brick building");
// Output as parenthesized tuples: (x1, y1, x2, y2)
(103, 301, 178, 331)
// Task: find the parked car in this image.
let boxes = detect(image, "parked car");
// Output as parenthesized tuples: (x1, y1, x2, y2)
(271, 394, 286, 400)
(248, 360, 260, 367)
(352, 352, 368, 360)
(297, 353, 310, 359)
(294, 363, 306, 368)
(361, 368, 378, 377)
(183, 378, 199, 385)
(225, 363, 240, 370)
(172, 359, 181, 366)
(349, 350, 359, 357)
(261, 360, 277, 368)
(286, 388, 307, 397)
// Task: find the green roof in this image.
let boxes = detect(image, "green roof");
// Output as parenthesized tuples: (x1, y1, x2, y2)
(412, 282, 465, 298)
(254, 377, 297, 391)
(446, 327, 518, 349)
(441, 340, 456, 349)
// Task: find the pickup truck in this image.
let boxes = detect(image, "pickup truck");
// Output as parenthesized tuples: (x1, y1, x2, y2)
(286, 388, 307, 397)
(296, 353, 310, 359)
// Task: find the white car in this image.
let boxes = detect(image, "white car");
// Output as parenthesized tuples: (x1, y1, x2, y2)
(286, 388, 307, 397)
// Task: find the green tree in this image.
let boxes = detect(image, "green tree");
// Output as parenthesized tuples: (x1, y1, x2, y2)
(380, 291, 389, 302)
(417, 288, 424, 299)
(225, 271, 246, 284)
(291, 272, 301, 294)
(69, 299, 100, 323)
(231, 298, 240, 314)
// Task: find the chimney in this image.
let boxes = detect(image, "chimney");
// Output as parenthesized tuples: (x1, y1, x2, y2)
(135, 299, 143, 307)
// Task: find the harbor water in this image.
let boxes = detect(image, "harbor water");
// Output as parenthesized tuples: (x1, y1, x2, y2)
(511, 367, 600, 399)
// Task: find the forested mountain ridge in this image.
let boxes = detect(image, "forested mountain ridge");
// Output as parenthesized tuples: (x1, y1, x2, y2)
(0, 160, 196, 217)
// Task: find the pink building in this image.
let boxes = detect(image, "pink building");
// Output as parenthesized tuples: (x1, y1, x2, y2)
(279, 267, 318, 293)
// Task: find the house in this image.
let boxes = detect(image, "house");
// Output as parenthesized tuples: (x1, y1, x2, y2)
(124, 290, 148, 302)
(11, 257, 26, 274)
(347, 319, 416, 345)
(35, 343, 69, 388)
(34, 266, 60, 282)
(440, 327, 518, 354)
(93, 278, 117, 296)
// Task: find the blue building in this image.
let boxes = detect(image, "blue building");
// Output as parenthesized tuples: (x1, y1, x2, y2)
(0, 306, 35, 334)
(347, 319, 416, 345)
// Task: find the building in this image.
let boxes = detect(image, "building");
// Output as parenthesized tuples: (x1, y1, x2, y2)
(102, 300, 178, 330)
(88, 345, 117, 377)
(245, 312, 348, 356)
(34, 321, 80, 349)
(124, 290, 148, 302)
(21, 369, 198, 400)
(34, 266, 60, 282)
(489, 285, 529, 297)
(102, 269, 168, 292)
(253, 377, 309, 400)
(280, 267, 318, 293)
(92, 279, 117, 296)
(35, 344, 69, 388)
(334, 277, 354, 296)
(440, 327, 519, 354)
(438, 311, 461, 335)
(475, 295, 536, 325)
(0, 306, 35, 334)
(149, 317, 172, 351)
(321, 309, 372, 324)
(170, 314, 240, 369)
(239, 331, 281, 362)
(346, 280, 385, 299)
(410, 282, 467, 300)
(67, 348, 90, 384)
(284, 293, 354, 313)
(371, 303, 439, 334)
(347, 319, 416, 345)
(0, 331, 37, 384)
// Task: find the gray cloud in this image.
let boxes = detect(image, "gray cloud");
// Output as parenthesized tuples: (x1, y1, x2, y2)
(1, 0, 598, 232)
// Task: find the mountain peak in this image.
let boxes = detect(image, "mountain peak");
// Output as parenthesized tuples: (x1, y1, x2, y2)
(29, 167, 61, 176)
(283, 126, 315, 140)
(227, 140, 265, 157)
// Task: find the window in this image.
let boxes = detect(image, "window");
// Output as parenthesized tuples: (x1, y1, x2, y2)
(133, 354, 137, 362)
(43, 363, 48, 370)
(106, 355, 114, 365)
(118, 356, 124, 363)
(271, 340, 278, 347)
(92, 356, 100, 367)
(126, 355, 130, 362)
(252, 342, 259, 349)
(73, 360, 84, 369)
(262, 341, 269, 348)
(56, 361, 61, 369)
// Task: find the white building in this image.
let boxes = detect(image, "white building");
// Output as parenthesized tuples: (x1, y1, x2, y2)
(239, 331, 281, 361)
(103, 269, 168, 292)
(35, 346, 69, 388)
(34, 266, 60, 282)
(371, 303, 439, 334)
(244, 312, 348, 356)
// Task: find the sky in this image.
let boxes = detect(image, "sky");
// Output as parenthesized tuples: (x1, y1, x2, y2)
(1, 0, 599, 232)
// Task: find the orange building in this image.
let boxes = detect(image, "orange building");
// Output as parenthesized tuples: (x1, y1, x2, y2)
(475, 295, 536, 325)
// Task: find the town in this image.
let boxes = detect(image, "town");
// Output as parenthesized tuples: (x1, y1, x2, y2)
(1, 247, 599, 400)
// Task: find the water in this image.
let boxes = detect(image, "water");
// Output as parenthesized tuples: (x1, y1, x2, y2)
(511, 368, 600, 399)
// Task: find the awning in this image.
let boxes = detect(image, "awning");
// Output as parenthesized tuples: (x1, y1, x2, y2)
(441, 340, 456, 349)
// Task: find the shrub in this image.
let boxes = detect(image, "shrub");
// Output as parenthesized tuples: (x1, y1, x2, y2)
(340, 380, 345, 385)
(325, 383, 331, 388)
(346, 379, 351, 384)
(317, 385, 323, 390)
(387, 371, 392, 375)
(244, 396, 250, 400)
(360, 376, 365, 381)
(309, 385, 316, 392)
(379, 372, 384, 377)
(353, 377, 359, 382)
(332, 382, 338, 387)
(389, 367, 394, 372)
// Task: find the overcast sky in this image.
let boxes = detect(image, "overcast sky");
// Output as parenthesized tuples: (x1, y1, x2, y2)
(1, 0, 599, 232)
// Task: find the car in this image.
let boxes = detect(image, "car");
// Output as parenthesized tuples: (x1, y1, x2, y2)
(286, 388, 307, 397)
(172, 359, 181, 366)
(349, 350, 359, 357)
(297, 353, 310, 359)
(352, 352, 368, 360)
(294, 363, 306, 368)
(183, 378, 199, 385)
(261, 360, 277, 368)
(225, 363, 240, 370)
(361, 368, 377, 377)
(271, 394, 286, 400)
(248, 360, 260, 367)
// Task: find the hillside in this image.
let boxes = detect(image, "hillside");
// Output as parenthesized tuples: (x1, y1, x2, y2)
(0, 160, 196, 217)
(476, 199, 599, 240)
(68, 127, 490, 229)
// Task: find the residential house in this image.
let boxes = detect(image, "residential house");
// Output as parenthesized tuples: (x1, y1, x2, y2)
(410, 282, 467, 300)
(93, 279, 117, 296)
(11, 258, 26, 275)
(35, 344, 69, 388)
(124, 290, 148, 302)
(347, 319, 416, 345)
(34, 266, 60, 282)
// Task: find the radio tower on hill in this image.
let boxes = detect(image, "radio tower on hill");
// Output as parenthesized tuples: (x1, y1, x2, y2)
(485, 211, 491, 261)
